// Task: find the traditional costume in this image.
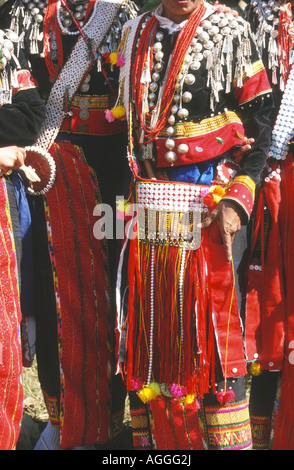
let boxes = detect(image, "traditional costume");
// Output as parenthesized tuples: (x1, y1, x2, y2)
(244, 0, 294, 450)
(0, 0, 138, 449)
(0, 27, 46, 449)
(114, 1, 274, 450)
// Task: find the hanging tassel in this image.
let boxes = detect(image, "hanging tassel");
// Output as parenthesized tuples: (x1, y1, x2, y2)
(138, 382, 161, 403)
(249, 361, 261, 377)
(216, 388, 236, 405)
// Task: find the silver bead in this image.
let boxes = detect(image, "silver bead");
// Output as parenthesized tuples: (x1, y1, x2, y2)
(177, 108, 189, 120)
(221, 27, 231, 36)
(173, 94, 181, 103)
(214, 33, 223, 43)
(153, 42, 162, 52)
(201, 20, 212, 30)
(149, 82, 158, 93)
(168, 115, 175, 125)
(148, 92, 156, 102)
(184, 53, 192, 64)
(165, 138, 175, 150)
(155, 51, 164, 61)
(204, 40, 214, 50)
(210, 14, 220, 24)
(156, 31, 164, 41)
(190, 60, 201, 71)
(182, 91, 192, 103)
(171, 105, 178, 115)
(165, 151, 177, 164)
(35, 14, 43, 23)
(208, 25, 219, 36)
(63, 18, 72, 27)
(166, 126, 175, 136)
(194, 42, 203, 52)
(177, 143, 189, 155)
(199, 31, 209, 43)
(184, 74, 195, 86)
(3, 39, 13, 52)
(219, 18, 228, 27)
(152, 72, 160, 82)
(155, 62, 163, 72)
(74, 12, 84, 20)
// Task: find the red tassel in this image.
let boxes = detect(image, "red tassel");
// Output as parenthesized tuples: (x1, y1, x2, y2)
(216, 389, 235, 406)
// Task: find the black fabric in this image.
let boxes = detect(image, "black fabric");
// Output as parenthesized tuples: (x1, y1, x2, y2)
(144, 21, 274, 186)
(0, 89, 46, 147)
(28, 193, 61, 402)
(249, 372, 281, 418)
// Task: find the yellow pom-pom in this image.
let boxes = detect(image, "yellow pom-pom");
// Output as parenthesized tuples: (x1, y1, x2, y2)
(109, 52, 118, 65)
(138, 384, 159, 403)
(213, 185, 226, 198)
(184, 394, 195, 405)
(250, 362, 261, 376)
(111, 105, 126, 120)
(213, 195, 222, 204)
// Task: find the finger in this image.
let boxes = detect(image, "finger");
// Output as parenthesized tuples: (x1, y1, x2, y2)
(14, 150, 25, 169)
(222, 230, 233, 261)
(17, 148, 26, 162)
(200, 209, 219, 228)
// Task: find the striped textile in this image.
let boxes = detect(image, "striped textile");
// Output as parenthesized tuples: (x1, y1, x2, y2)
(43, 141, 112, 449)
(0, 178, 23, 450)
(203, 399, 252, 450)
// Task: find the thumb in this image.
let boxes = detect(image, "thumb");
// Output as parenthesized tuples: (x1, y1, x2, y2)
(200, 208, 219, 228)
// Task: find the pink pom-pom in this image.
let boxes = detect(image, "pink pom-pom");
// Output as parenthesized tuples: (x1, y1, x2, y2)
(131, 377, 143, 390)
(170, 383, 186, 398)
(216, 389, 235, 405)
(201, 187, 210, 198)
(105, 109, 116, 123)
(116, 53, 125, 66)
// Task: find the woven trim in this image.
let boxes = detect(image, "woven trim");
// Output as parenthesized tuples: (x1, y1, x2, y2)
(35, 0, 124, 151)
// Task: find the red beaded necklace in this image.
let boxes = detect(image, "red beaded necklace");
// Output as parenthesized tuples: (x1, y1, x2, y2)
(132, 2, 206, 144)
(43, 0, 96, 81)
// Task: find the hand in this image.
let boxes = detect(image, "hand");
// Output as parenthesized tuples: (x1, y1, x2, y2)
(201, 200, 242, 261)
(232, 138, 255, 163)
(0, 146, 26, 174)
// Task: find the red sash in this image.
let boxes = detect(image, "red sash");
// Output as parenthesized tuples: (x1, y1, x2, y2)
(273, 153, 294, 449)
(0, 179, 23, 450)
(44, 141, 111, 448)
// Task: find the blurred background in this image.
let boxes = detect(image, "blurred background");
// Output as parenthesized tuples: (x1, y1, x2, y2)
(135, 0, 249, 14)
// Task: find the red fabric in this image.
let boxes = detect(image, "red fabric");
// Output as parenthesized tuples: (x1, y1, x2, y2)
(233, 67, 272, 105)
(203, 223, 247, 379)
(259, 163, 285, 370)
(245, 162, 286, 370)
(60, 103, 126, 136)
(149, 396, 205, 450)
(273, 153, 294, 449)
(155, 120, 246, 168)
(224, 180, 255, 218)
(0, 180, 23, 450)
(45, 142, 111, 448)
(12, 70, 38, 94)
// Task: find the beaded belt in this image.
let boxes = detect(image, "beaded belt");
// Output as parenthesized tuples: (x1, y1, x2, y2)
(135, 181, 209, 250)
(60, 94, 125, 135)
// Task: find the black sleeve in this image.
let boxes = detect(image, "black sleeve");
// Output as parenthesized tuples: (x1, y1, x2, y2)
(236, 93, 274, 185)
(232, 28, 275, 185)
(0, 88, 46, 147)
